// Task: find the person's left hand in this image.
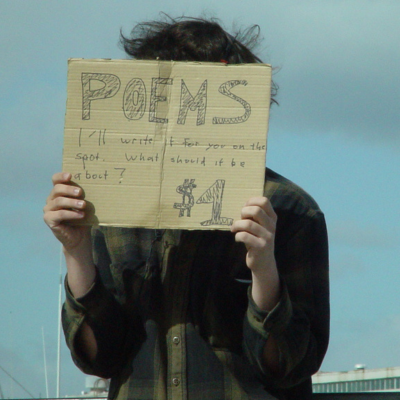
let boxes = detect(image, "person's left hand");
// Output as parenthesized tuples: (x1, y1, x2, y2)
(231, 196, 277, 273)
(231, 197, 280, 311)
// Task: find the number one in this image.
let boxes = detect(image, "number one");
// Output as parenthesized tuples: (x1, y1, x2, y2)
(196, 179, 233, 226)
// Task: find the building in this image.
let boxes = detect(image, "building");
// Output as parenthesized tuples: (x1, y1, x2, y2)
(313, 366, 400, 393)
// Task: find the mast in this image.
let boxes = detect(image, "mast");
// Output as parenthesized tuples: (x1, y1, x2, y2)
(42, 327, 49, 398)
(56, 246, 63, 397)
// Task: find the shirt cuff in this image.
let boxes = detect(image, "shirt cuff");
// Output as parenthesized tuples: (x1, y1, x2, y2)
(246, 279, 292, 339)
(62, 268, 121, 375)
(62, 267, 113, 346)
(243, 280, 293, 385)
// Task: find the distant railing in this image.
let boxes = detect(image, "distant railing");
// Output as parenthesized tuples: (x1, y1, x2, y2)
(7, 395, 400, 400)
(313, 393, 400, 399)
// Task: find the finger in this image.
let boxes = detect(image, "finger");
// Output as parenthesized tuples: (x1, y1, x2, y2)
(231, 218, 275, 247)
(240, 205, 274, 231)
(44, 197, 86, 213)
(44, 209, 85, 228)
(47, 184, 83, 204)
(244, 197, 276, 220)
(52, 172, 72, 185)
(231, 218, 267, 238)
(53, 183, 82, 199)
(233, 230, 267, 250)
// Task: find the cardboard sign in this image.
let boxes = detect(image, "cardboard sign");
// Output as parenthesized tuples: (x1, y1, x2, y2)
(63, 59, 271, 229)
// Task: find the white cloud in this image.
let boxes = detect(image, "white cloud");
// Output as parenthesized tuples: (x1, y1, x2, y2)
(1, 0, 399, 388)
(329, 251, 365, 280)
(323, 313, 400, 372)
(329, 220, 399, 249)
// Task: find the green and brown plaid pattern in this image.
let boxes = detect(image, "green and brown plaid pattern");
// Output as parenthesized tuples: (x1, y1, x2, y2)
(62, 168, 329, 400)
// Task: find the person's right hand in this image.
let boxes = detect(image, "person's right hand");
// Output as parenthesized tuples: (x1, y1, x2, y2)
(43, 172, 91, 251)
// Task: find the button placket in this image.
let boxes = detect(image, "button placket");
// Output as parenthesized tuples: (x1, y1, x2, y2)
(169, 325, 185, 397)
(165, 232, 201, 400)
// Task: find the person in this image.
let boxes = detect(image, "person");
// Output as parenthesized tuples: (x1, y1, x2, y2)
(43, 16, 329, 400)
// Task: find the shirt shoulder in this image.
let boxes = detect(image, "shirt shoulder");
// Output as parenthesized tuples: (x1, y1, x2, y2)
(264, 168, 323, 220)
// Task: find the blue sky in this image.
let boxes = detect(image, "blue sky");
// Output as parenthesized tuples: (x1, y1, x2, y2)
(1, 0, 399, 397)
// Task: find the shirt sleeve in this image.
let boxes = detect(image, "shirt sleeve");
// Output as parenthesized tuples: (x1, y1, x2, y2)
(243, 210, 330, 390)
(61, 268, 128, 378)
(61, 228, 137, 379)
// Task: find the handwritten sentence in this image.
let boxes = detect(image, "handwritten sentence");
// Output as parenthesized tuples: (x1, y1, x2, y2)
(75, 135, 265, 173)
(79, 129, 266, 149)
(73, 156, 246, 181)
(120, 135, 266, 151)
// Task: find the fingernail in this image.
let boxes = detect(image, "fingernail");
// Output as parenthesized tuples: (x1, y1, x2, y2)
(74, 188, 80, 195)
(77, 201, 84, 207)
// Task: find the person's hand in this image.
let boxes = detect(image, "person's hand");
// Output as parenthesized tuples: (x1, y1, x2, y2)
(231, 196, 277, 273)
(43, 172, 91, 252)
(231, 197, 280, 311)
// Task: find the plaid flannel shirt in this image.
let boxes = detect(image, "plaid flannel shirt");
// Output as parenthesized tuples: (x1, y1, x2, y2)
(62, 168, 330, 400)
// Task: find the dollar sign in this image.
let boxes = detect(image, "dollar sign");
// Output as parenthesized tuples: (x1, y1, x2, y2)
(173, 179, 197, 217)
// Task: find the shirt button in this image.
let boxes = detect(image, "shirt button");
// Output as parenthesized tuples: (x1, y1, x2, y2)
(172, 377, 180, 386)
(172, 336, 180, 345)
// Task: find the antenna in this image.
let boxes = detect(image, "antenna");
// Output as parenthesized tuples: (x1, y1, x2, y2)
(42, 327, 49, 398)
(56, 246, 63, 398)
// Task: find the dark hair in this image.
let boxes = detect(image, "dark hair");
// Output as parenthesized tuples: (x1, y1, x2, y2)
(120, 16, 278, 104)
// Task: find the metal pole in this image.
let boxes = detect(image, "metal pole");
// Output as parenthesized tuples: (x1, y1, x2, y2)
(42, 327, 49, 398)
(56, 246, 63, 398)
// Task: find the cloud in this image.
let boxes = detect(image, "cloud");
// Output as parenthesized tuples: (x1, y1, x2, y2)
(0, 345, 44, 398)
(329, 251, 365, 280)
(1, 1, 399, 392)
(0, 73, 65, 197)
(2, 0, 400, 149)
(329, 220, 398, 249)
(322, 313, 400, 372)
(253, 2, 400, 143)
(0, 341, 88, 398)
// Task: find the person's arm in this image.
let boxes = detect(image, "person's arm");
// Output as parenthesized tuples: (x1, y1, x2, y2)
(43, 172, 97, 357)
(231, 197, 330, 389)
(230, 197, 281, 374)
(63, 239, 98, 363)
(44, 173, 125, 376)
